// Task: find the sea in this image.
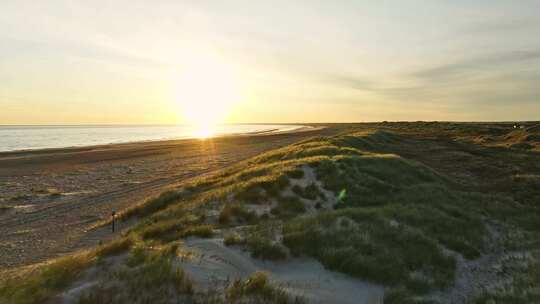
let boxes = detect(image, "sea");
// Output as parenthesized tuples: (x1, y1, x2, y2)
(0, 124, 308, 152)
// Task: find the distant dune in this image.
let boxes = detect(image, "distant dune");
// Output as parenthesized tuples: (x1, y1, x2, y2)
(1, 122, 539, 304)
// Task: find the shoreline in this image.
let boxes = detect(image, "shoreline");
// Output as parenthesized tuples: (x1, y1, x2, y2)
(0, 125, 323, 155)
(0, 125, 333, 270)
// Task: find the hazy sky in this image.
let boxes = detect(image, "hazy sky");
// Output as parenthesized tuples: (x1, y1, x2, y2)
(1, 0, 539, 124)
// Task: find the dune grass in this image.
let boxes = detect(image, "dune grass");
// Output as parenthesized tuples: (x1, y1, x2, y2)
(3, 126, 539, 303)
(292, 183, 326, 201)
(123, 130, 513, 297)
(473, 253, 540, 304)
(225, 271, 303, 304)
(94, 237, 134, 258)
(0, 204, 13, 214)
(224, 232, 245, 246)
(0, 253, 93, 304)
(120, 189, 188, 220)
(243, 221, 288, 260)
(0, 236, 135, 304)
(283, 207, 457, 290)
(219, 202, 258, 225)
(138, 218, 214, 242)
(79, 245, 193, 304)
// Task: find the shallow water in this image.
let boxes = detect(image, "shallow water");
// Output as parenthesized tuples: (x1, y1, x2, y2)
(0, 124, 306, 152)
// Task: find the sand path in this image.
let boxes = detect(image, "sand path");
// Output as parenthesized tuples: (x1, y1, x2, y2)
(180, 238, 384, 304)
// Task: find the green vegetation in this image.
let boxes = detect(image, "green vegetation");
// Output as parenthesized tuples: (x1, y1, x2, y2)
(247, 239, 287, 261)
(136, 212, 213, 242)
(0, 253, 93, 304)
(284, 208, 456, 288)
(292, 183, 326, 201)
(94, 237, 134, 258)
(244, 222, 288, 260)
(286, 168, 305, 179)
(219, 203, 258, 224)
(121, 189, 187, 220)
(271, 196, 305, 218)
(0, 236, 135, 304)
(3, 123, 540, 303)
(473, 253, 540, 304)
(224, 233, 245, 246)
(79, 246, 193, 304)
(0, 205, 13, 213)
(225, 271, 303, 304)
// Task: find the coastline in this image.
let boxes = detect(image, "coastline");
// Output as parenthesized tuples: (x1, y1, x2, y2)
(0, 124, 323, 154)
(0, 124, 332, 271)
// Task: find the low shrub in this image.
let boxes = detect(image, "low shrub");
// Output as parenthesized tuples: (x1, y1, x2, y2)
(219, 203, 257, 225)
(248, 239, 287, 260)
(0, 253, 92, 304)
(286, 168, 305, 179)
(121, 190, 185, 219)
(271, 196, 305, 218)
(182, 225, 214, 238)
(226, 272, 301, 304)
(292, 183, 325, 201)
(95, 237, 133, 258)
(80, 248, 193, 303)
(224, 233, 245, 246)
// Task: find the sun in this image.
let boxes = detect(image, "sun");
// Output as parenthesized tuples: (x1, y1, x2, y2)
(172, 54, 241, 137)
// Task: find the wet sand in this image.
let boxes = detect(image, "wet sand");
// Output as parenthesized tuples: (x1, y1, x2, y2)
(0, 126, 332, 271)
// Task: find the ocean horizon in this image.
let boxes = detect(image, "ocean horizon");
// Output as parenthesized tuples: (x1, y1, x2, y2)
(0, 124, 308, 152)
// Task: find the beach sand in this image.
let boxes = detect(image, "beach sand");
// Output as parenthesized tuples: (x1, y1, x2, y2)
(0, 126, 332, 272)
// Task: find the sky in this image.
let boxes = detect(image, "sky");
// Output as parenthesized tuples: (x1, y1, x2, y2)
(1, 0, 539, 124)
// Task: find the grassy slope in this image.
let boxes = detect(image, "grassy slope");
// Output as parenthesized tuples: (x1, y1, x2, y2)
(1, 126, 539, 304)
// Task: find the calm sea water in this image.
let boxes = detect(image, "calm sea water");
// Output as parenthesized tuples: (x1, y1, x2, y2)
(0, 124, 307, 152)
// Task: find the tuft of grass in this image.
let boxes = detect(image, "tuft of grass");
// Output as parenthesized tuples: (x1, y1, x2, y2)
(137, 213, 205, 241)
(0, 253, 93, 304)
(271, 196, 305, 218)
(182, 224, 214, 238)
(224, 233, 245, 246)
(226, 271, 303, 304)
(244, 223, 288, 260)
(219, 203, 258, 225)
(235, 185, 266, 204)
(94, 237, 133, 258)
(473, 253, 540, 304)
(0, 205, 14, 213)
(292, 183, 325, 201)
(121, 190, 186, 219)
(248, 239, 288, 261)
(283, 207, 458, 294)
(139, 219, 185, 240)
(5, 125, 536, 303)
(125, 246, 147, 268)
(80, 247, 193, 304)
(286, 168, 304, 179)
(384, 287, 428, 304)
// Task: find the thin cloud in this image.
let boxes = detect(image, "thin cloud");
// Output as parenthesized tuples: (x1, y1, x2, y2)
(411, 50, 540, 81)
(462, 18, 538, 35)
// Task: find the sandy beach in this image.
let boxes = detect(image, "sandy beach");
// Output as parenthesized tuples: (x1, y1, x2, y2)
(0, 126, 331, 271)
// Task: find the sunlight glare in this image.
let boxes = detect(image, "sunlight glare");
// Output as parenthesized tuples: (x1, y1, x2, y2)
(172, 53, 241, 137)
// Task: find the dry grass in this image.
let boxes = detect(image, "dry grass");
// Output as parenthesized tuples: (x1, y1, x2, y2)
(0, 252, 93, 304)
(219, 203, 258, 225)
(3, 123, 539, 303)
(225, 271, 304, 304)
(79, 246, 193, 304)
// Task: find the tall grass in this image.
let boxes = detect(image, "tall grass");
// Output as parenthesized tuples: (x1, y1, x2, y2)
(0, 253, 93, 304)
(226, 271, 303, 304)
(4, 127, 538, 303)
(79, 246, 193, 304)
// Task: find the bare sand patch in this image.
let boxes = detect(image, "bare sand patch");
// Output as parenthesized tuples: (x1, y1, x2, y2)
(179, 238, 384, 304)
